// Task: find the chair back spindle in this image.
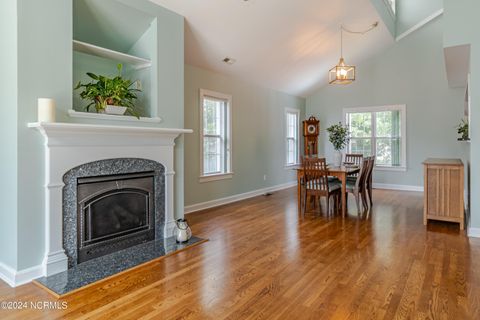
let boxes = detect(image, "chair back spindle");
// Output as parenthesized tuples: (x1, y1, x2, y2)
(303, 158, 329, 193)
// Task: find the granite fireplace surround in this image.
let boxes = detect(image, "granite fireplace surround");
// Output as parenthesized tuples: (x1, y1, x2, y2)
(63, 158, 165, 268)
(29, 122, 192, 278)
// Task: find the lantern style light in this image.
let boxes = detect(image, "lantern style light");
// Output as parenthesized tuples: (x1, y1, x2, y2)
(329, 57, 355, 84)
(329, 22, 378, 85)
(329, 27, 355, 84)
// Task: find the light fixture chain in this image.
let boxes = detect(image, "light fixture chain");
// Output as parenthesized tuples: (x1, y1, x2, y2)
(340, 27, 343, 58)
(341, 22, 379, 35)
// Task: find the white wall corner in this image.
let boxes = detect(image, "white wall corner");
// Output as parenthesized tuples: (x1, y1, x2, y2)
(395, 8, 444, 42)
(185, 181, 297, 214)
(0, 263, 43, 288)
(467, 227, 480, 238)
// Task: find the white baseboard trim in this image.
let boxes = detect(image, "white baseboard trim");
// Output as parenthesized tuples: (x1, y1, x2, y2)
(396, 8, 444, 42)
(373, 183, 424, 192)
(0, 262, 43, 288)
(185, 181, 297, 214)
(468, 227, 480, 238)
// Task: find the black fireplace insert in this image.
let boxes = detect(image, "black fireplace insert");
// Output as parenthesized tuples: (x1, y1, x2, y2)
(77, 171, 155, 263)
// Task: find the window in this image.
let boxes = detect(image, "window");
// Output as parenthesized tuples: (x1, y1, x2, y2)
(199, 89, 232, 182)
(285, 109, 300, 166)
(385, 0, 396, 15)
(344, 105, 406, 170)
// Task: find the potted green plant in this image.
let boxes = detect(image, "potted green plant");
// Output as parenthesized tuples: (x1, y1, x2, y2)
(456, 118, 469, 141)
(326, 122, 350, 166)
(74, 63, 141, 118)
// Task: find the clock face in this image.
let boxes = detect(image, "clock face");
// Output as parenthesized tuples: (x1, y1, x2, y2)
(307, 124, 317, 135)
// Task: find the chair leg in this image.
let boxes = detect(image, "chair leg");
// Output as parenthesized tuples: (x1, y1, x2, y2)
(354, 191, 360, 213)
(326, 195, 330, 215)
(368, 184, 373, 206)
(303, 190, 308, 215)
(361, 191, 368, 211)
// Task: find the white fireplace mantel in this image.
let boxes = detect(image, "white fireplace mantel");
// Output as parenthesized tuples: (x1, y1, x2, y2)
(28, 122, 192, 277)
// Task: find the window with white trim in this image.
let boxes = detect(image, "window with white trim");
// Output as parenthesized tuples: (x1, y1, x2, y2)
(344, 105, 406, 170)
(200, 89, 232, 180)
(285, 109, 300, 166)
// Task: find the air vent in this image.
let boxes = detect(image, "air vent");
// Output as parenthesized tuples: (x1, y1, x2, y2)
(223, 57, 236, 65)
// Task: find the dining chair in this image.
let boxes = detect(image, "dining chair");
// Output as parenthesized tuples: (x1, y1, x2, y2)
(345, 157, 370, 213)
(302, 157, 341, 215)
(344, 154, 363, 178)
(344, 153, 363, 165)
(365, 156, 375, 207)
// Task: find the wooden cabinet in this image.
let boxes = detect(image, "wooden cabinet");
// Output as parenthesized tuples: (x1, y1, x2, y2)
(423, 158, 464, 230)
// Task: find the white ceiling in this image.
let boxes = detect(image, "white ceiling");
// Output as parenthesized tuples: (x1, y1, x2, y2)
(149, 0, 394, 97)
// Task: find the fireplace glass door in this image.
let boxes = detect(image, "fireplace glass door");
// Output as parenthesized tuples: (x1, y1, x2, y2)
(77, 172, 155, 263)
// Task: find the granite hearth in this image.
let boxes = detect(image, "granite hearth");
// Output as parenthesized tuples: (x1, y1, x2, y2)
(35, 236, 207, 297)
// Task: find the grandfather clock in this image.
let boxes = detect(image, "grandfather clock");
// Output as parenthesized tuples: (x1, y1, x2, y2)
(302, 116, 320, 156)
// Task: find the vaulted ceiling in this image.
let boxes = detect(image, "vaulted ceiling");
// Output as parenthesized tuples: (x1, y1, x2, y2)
(150, 0, 394, 97)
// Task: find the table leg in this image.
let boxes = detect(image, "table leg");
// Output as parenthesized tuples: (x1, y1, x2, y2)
(297, 174, 301, 214)
(341, 173, 346, 218)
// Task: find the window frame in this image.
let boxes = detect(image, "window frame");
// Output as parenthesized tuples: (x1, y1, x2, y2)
(284, 108, 301, 167)
(199, 89, 233, 183)
(343, 104, 407, 172)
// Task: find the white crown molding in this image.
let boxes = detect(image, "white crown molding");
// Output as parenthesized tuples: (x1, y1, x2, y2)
(185, 181, 297, 214)
(373, 183, 424, 192)
(0, 263, 43, 288)
(28, 122, 192, 147)
(395, 9, 444, 42)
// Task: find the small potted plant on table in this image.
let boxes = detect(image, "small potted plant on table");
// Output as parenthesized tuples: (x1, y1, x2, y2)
(75, 63, 141, 118)
(326, 122, 350, 166)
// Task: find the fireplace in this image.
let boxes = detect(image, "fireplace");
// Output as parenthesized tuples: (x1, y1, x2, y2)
(62, 158, 166, 268)
(77, 172, 155, 263)
(29, 122, 191, 277)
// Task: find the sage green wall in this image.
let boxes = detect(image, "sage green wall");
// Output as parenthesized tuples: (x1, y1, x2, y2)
(0, 0, 18, 270)
(306, 17, 466, 188)
(16, 0, 73, 270)
(396, 0, 443, 36)
(443, 0, 480, 229)
(2, 0, 185, 272)
(184, 65, 306, 206)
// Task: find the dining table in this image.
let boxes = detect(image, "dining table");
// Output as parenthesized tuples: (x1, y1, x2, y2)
(294, 165, 360, 217)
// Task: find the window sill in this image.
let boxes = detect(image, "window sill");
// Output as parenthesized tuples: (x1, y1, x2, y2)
(199, 173, 234, 183)
(374, 166, 407, 172)
(284, 164, 300, 169)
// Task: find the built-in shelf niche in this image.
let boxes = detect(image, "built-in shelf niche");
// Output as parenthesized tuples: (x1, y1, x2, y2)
(72, 0, 157, 121)
(73, 40, 151, 70)
(68, 109, 161, 123)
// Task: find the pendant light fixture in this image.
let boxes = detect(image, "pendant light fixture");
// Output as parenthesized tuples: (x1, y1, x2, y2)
(329, 22, 379, 85)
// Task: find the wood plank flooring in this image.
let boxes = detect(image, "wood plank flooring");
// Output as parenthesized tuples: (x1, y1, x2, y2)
(1, 188, 479, 319)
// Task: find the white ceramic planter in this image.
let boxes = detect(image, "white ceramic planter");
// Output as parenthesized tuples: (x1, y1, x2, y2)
(333, 151, 342, 167)
(104, 105, 127, 115)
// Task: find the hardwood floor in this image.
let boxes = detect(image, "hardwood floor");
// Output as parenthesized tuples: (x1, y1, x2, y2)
(1, 188, 479, 319)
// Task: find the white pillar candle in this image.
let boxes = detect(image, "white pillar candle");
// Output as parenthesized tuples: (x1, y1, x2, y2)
(38, 98, 56, 123)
